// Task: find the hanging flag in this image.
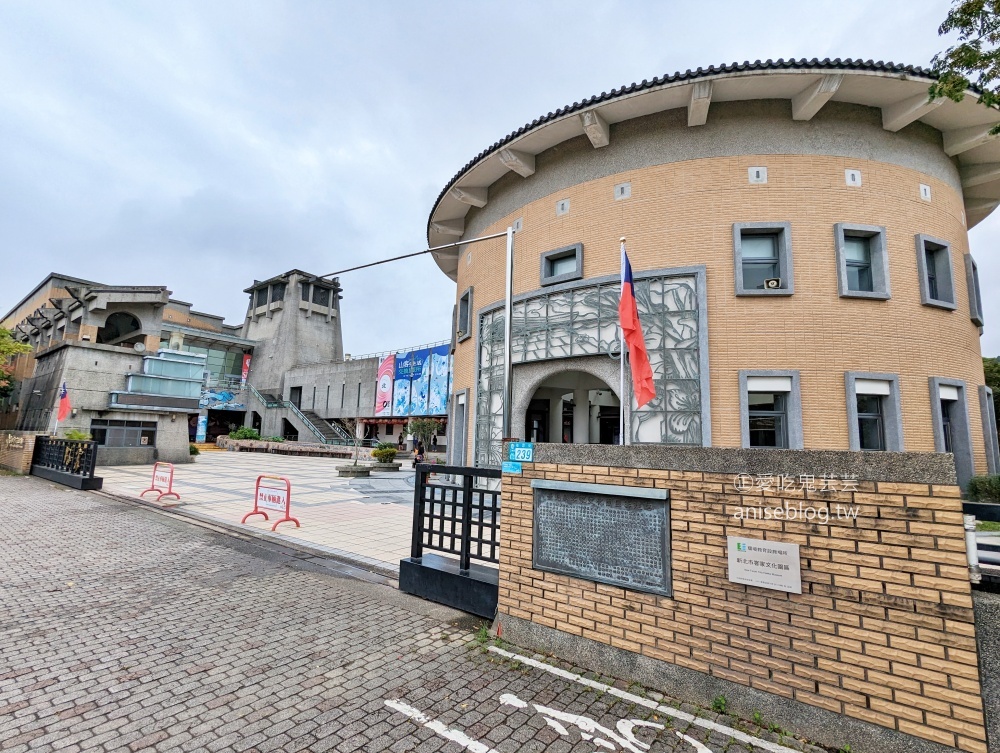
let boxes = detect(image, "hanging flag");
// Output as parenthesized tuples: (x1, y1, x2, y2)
(57, 382, 72, 422)
(619, 242, 657, 409)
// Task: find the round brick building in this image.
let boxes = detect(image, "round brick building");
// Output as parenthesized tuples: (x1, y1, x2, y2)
(429, 59, 1000, 486)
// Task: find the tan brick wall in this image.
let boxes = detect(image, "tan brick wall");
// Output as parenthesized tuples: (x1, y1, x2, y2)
(0, 432, 38, 474)
(499, 463, 986, 751)
(452, 155, 987, 468)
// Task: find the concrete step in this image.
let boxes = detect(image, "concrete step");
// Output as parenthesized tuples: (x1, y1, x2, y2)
(192, 443, 223, 452)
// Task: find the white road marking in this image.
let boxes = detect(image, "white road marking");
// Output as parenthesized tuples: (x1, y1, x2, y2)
(676, 730, 715, 753)
(384, 699, 499, 753)
(487, 646, 802, 753)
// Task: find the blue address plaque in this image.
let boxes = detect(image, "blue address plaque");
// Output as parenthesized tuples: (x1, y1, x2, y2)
(508, 442, 534, 462)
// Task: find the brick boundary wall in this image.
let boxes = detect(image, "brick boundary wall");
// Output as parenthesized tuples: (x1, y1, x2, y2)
(0, 431, 38, 474)
(496, 444, 987, 753)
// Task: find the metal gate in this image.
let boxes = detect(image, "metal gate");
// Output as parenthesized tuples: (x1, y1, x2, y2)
(399, 463, 501, 618)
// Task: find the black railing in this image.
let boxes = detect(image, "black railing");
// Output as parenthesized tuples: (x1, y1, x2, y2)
(410, 463, 502, 571)
(32, 436, 99, 479)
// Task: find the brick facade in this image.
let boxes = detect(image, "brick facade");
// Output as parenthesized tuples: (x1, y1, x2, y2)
(499, 453, 987, 752)
(0, 431, 38, 474)
(450, 151, 988, 472)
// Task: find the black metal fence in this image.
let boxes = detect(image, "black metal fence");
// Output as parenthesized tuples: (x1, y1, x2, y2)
(410, 463, 502, 571)
(32, 436, 99, 479)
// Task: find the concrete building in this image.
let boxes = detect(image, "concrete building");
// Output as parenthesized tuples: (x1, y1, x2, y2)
(2, 269, 449, 463)
(429, 58, 1000, 487)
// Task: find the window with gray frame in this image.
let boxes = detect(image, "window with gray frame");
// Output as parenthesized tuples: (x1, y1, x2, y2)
(739, 371, 803, 449)
(540, 243, 584, 286)
(916, 235, 956, 310)
(834, 224, 890, 299)
(270, 282, 286, 302)
(966, 254, 985, 327)
(312, 285, 331, 307)
(457, 287, 473, 342)
(845, 373, 903, 451)
(733, 223, 793, 295)
(930, 377, 974, 489)
(980, 385, 1000, 475)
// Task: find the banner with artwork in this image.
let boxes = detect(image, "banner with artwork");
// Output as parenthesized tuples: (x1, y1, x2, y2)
(392, 350, 419, 417)
(428, 345, 451, 414)
(374, 355, 394, 416)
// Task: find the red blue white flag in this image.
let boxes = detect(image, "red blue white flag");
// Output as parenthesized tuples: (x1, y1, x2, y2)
(618, 242, 656, 409)
(57, 382, 72, 422)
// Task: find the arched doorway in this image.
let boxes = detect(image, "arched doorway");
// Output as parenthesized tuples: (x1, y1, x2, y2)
(96, 311, 143, 346)
(525, 371, 620, 445)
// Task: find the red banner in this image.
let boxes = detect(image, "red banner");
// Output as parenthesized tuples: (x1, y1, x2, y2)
(241, 354, 252, 386)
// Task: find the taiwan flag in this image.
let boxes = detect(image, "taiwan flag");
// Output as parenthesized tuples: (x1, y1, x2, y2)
(618, 242, 656, 408)
(57, 383, 72, 422)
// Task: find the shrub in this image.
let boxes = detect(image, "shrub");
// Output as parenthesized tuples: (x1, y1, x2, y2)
(63, 429, 91, 441)
(229, 427, 261, 441)
(967, 475, 1000, 502)
(189, 443, 200, 456)
(372, 443, 398, 463)
(263, 436, 284, 443)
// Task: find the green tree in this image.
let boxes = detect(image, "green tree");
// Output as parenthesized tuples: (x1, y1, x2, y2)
(407, 418, 442, 451)
(0, 328, 31, 400)
(930, 0, 1000, 131)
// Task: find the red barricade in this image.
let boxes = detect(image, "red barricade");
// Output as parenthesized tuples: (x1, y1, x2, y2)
(140, 462, 180, 503)
(241, 475, 300, 532)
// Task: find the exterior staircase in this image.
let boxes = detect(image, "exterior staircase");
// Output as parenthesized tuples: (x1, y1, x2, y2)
(192, 442, 223, 453)
(301, 410, 354, 443)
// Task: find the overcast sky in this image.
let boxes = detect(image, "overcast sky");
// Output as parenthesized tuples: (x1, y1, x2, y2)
(2, 0, 998, 356)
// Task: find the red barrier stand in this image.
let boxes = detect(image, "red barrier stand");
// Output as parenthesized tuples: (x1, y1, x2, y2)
(241, 475, 299, 532)
(140, 462, 180, 503)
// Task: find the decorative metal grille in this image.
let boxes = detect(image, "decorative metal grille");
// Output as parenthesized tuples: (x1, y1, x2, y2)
(474, 274, 701, 466)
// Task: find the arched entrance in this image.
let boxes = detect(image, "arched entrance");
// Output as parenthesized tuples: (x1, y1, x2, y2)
(525, 371, 620, 445)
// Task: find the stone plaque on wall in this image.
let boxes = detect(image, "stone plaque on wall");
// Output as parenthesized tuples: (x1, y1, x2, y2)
(531, 480, 671, 597)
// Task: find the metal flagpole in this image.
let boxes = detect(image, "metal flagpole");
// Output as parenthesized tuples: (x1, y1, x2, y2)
(502, 226, 515, 439)
(619, 237, 627, 446)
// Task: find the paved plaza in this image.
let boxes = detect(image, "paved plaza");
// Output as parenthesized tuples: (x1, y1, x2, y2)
(0, 475, 827, 753)
(98, 453, 416, 575)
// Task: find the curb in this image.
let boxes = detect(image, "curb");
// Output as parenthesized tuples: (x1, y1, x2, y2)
(94, 488, 401, 583)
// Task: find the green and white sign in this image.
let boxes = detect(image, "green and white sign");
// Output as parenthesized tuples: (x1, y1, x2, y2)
(727, 536, 801, 594)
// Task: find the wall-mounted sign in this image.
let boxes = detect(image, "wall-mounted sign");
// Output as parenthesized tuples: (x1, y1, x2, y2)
(374, 355, 394, 417)
(508, 442, 534, 462)
(501, 461, 522, 475)
(727, 536, 801, 594)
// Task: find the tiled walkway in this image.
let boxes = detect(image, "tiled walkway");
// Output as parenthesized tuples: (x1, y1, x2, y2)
(98, 452, 418, 574)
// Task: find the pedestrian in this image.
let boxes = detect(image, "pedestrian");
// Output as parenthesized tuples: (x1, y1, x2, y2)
(431, 434, 437, 451)
(397, 431, 404, 450)
(417, 442, 425, 463)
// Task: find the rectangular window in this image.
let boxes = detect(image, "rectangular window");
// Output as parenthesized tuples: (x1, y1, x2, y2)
(255, 288, 268, 308)
(270, 282, 286, 302)
(916, 235, 956, 309)
(540, 243, 584, 286)
(846, 373, 902, 451)
(966, 254, 985, 326)
(835, 224, 889, 299)
(747, 392, 787, 448)
(457, 287, 473, 341)
(313, 286, 330, 307)
(741, 235, 780, 290)
(340, 382, 345, 409)
(740, 371, 802, 449)
(930, 377, 974, 490)
(941, 399, 954, 453)
(733, 223, 793, 295)
(856, 394, 885, 451)
(90, 419, 157, 448)
(300, 282, 311, 301)
(844, 236, 873, 292)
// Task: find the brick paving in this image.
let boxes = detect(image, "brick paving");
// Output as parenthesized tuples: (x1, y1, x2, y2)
(0, 475, 822, 753)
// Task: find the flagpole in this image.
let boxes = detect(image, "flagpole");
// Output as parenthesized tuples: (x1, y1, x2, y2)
(619, 238, 627, 446)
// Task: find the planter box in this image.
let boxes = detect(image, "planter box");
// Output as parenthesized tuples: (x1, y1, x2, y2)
(336, 465, 371, 477)
(371, 462, 402, 472)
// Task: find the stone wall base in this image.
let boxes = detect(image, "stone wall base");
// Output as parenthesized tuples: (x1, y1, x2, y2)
(494, 613, 959, 753)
